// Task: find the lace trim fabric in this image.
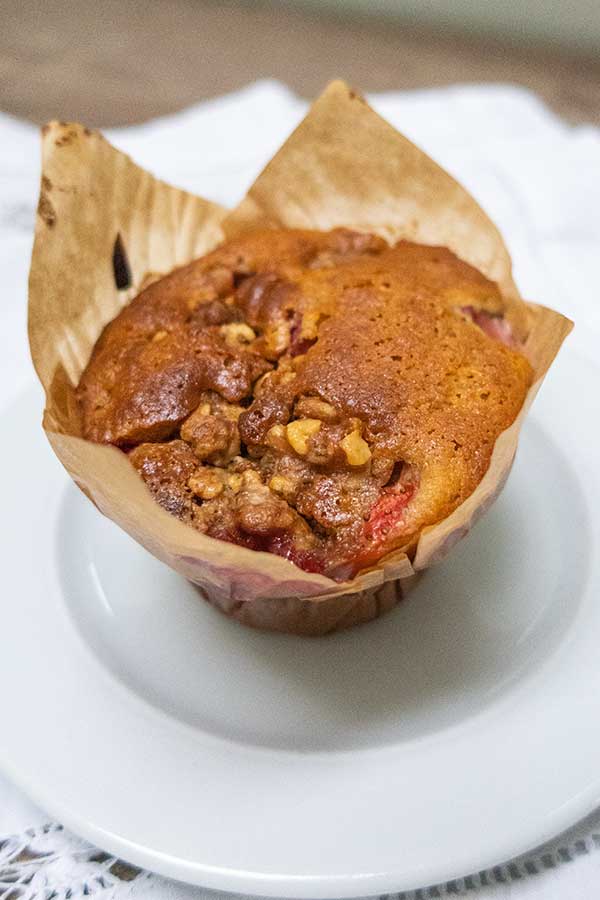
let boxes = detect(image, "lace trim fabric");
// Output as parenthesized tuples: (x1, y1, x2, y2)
(0, 825, 147, 900)
(3, 808, 600, 900)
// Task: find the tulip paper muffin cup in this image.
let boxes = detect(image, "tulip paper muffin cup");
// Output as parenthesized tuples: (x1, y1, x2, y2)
(28, 81, 572, 636)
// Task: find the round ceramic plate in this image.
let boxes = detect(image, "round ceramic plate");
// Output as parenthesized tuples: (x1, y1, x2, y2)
(1, 336, 599, 898)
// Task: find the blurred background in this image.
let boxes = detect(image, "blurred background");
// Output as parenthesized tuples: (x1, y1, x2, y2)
(1, 0, 599, 127)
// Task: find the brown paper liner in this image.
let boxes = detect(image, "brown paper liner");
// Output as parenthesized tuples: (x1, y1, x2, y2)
(28, 83, 573, 636)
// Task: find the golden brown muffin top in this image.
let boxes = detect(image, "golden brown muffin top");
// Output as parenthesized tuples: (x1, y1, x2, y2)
(78, 228, 533, 578)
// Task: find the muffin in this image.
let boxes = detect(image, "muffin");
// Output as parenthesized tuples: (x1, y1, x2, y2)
(29, 81, 571, 635)
(77, 227, 533, 581)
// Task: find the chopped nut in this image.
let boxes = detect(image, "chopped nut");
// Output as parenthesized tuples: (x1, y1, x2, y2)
(269, 475, 295, 500)
(265, 321, 291, 355)
(241, 469, 263, 488)
(192, 392, 243, 422)
(341, 429, 371, 466)
(226, 473, 243, 493)
(152, 330, 168, 343)
(188, 469, 225, 500)
(235, 482, 295, 535)
(181, 411, 240, 465)
(266, 423, 288, 450)
(280, 371, 296, 384)
(286, 419, 321, 456)
(220, 322, 256, 345)
(294, 396, 338, 422)
(228, 455, 250, 471)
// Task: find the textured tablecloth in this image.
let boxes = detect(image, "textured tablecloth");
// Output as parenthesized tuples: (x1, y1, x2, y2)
(1, 79, 600, 900)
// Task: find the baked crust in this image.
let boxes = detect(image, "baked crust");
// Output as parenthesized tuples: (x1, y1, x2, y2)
(77, 228, 533, 579)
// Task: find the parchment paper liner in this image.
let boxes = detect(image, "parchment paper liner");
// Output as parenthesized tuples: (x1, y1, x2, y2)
(28, 82, 572, 635)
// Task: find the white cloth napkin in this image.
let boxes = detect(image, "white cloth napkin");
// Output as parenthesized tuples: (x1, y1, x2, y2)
(1, 79, 600, 900)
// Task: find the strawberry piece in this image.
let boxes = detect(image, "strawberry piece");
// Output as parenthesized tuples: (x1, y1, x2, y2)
(364, 483, 415, 544)
(460, 306, 516, 347)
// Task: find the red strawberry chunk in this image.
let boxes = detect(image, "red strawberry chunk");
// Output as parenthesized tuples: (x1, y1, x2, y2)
(460, 306, 516, 347)
(364, 483, 415, 544)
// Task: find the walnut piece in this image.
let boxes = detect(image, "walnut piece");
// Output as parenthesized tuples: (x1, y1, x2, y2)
(269, 474, 296, 500)
(340, 429, 371, 466)
(286, 419, 321, 456)
(220, 322, 256, 346)
(294, 396, 338, 422)
(181, 409, 241, 465)
(188, 468, 225, 500)
(235, 480, 295, 535)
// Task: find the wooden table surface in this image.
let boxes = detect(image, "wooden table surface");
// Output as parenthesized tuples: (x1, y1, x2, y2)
(2, 0, 599, 128)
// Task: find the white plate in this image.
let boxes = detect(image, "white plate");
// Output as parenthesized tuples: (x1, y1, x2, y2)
(1, 339, 599, 898)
